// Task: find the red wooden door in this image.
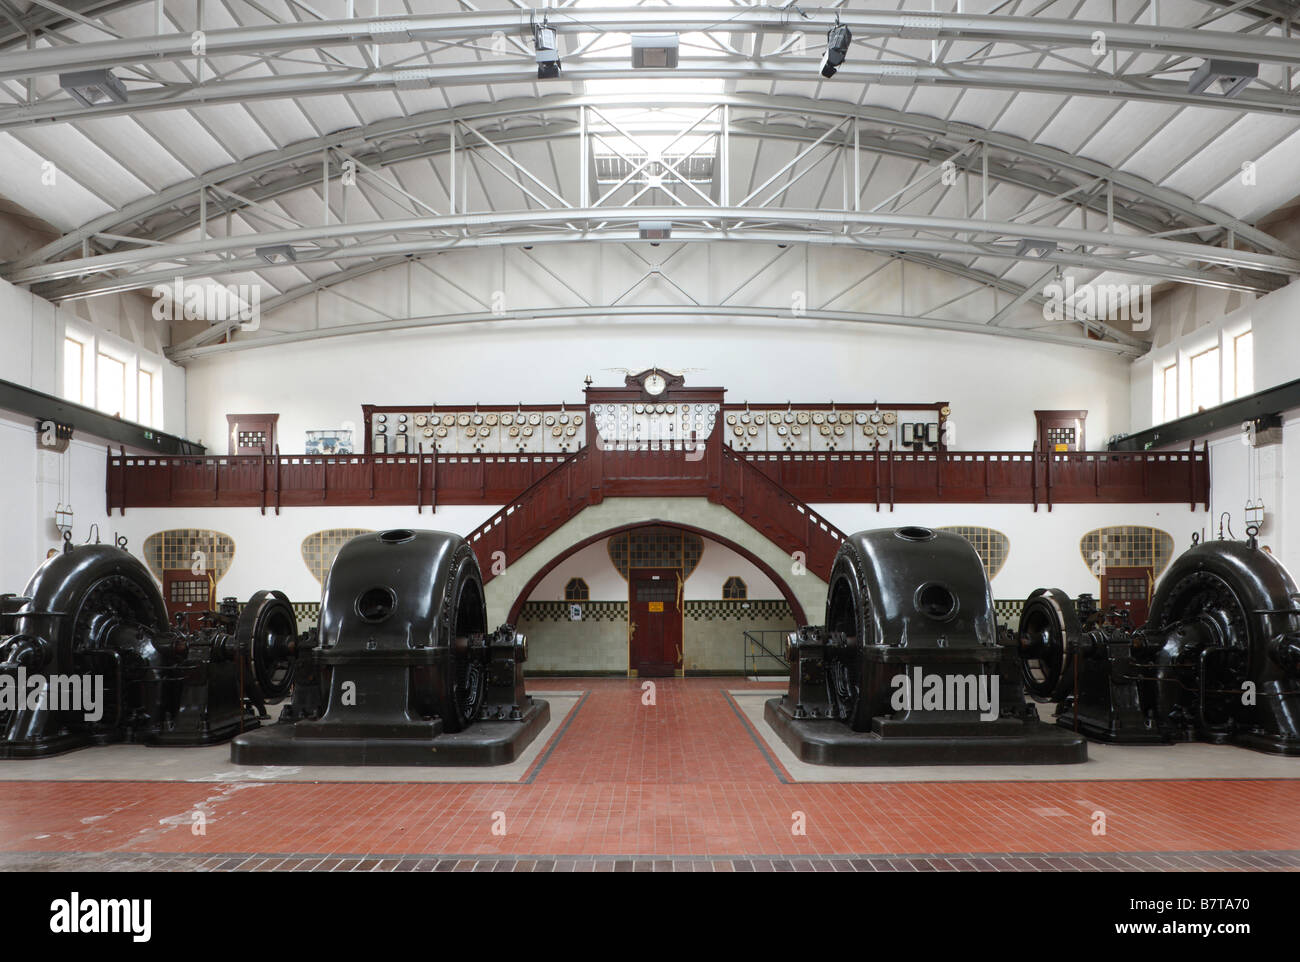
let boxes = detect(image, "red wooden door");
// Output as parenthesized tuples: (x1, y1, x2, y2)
(629, 568, 682, 676)
(163, 570, 215, 629)
(1100, 566, 1152, 626)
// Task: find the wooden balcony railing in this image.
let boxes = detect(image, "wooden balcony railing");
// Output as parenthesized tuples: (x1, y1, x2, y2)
(105, 441, 1208, 516)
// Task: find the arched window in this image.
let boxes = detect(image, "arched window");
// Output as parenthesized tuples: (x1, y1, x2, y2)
(722, 577, 747, 600)
(564, 578, 589, 601)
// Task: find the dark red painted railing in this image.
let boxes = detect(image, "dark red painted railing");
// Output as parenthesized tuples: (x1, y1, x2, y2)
(465, 444, 846, 583)
(106, 449, 574, 514)
(467, 447, 595, 581)
(105, 442, 1209, 515)
(733, 443, 1208, 511)
(718, 448, 845, 580)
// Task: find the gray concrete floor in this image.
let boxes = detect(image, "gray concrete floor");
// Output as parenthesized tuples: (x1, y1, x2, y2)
(0, 694, 581, 783)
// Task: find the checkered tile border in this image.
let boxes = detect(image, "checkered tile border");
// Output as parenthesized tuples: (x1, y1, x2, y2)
(519, 601, 627, 623)
(262, 598, 1011, 631)
(291, 602, 320, 631)
(994, 599, 1024, 629)
(235, 600, 319, 633)
(685, 600, 792, 622)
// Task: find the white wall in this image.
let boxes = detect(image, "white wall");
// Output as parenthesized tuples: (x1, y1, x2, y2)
(813, 501, 1207, 602)
(0, 277, 186, 436)
(184, 318, 1131, 454)
(0, 277, 188, 589)
(524, 534, 783, 602)
(1132, 278, 1300, 434)
(70, 497, 1207, 612)
(1200, 416, 1296, 575)
(1128, 275, 1300, 577)
(0, 415, 121, 590)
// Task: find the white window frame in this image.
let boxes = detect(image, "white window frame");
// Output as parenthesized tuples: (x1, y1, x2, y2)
(95, 348, 130, 420)
(63, 335, 88, 405)
(1187, 343, 1222, 414)
(1230, 327, 1254, 400)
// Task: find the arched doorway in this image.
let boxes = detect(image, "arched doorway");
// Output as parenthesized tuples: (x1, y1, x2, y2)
(509, 520, 808, 676)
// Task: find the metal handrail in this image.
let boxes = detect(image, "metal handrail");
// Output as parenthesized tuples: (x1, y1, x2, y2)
(743, 629, 789, 677)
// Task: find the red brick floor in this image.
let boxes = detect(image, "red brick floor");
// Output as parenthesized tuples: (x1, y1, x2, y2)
(0, 678, 1297, 864)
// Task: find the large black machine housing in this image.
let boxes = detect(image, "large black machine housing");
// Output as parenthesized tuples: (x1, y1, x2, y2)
(766, 526, 1087, 765)
(232, 529, 548, 765)
(1017, 538, 1300, 755)
(0, 545, 296, 758)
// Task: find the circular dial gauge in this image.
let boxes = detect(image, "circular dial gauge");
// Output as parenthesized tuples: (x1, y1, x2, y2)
(644, 373, 667, 396)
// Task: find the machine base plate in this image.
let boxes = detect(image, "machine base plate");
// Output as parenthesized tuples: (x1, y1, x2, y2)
(765, 697, 1088, 766)
(230, 699, 550, 767)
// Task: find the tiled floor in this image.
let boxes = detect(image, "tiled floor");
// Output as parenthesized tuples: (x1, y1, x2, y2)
(0, 678, 1296, 870)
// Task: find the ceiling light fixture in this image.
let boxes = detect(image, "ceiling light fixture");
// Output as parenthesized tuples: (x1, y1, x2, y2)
(255, 245, 298, 264)
(820, 22, 852, 79)
(534, 20, 561, 80)
(59, 69, 128, 107)
(1015, 239, 1058, 258)
(1187, 59, 1258, 98)
(631, 34, 679, 69)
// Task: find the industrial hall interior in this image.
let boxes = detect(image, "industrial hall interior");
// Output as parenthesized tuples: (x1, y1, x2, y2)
(0, 0, 1299, 883)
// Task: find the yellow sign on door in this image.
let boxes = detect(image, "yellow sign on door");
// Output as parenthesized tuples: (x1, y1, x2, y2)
(648, 601, 664, 613)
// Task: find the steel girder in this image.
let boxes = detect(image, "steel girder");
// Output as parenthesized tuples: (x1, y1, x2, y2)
(3, 58, 1299, 131)
(5, 9, 1300, 81)
(0, 0, 146, 48)
(163, 303, 1147, 364)
(11, 207, 1295, 286)
(12, 123, 1209, 261)
(161, 246, 1061, 358)
(9, 92, 1291, 276)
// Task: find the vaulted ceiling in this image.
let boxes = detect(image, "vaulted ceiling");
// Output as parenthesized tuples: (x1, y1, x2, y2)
(2, 0, 1299, 359)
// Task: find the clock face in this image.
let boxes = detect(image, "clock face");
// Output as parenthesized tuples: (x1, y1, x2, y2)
(644, 373, 667, 396)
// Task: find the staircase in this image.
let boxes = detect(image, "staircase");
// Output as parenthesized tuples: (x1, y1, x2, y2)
(717, 447, 844, 580)
(468, 442, 846, 585)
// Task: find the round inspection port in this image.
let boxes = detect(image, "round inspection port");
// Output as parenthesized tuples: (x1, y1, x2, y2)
(356, 586, 397, 623)
(379, 529, 416, 544)
(915, 582, 959, 621)
(895, 525, 936, 542)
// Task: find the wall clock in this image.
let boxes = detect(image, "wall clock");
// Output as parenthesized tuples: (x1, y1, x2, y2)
(624, 367, 685, 399)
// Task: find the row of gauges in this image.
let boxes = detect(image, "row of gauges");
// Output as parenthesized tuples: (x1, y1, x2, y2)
(722, 406, 950, 452)
(371, 410, 587, 454)
(592, 402, 719, 439)
(373, 411, 583, 435)
(727, 410, 899, 426)
(734, 424, 893, 437)
(594, 403, 693, 416)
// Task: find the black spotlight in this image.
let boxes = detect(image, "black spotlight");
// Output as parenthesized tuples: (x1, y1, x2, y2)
(819, 23, 851, 79)
(534, 23, 561, 80)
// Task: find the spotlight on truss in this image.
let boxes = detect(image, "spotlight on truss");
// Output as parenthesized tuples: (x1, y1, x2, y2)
(1187, 59, 1258, 98)
(639, 221, 672, 240)
(1015, 239, 1059, 258)
(59, 69, 128, 108)
(631, 34, 679, 69)
(819, 24, 852, 79)
(534, 23, 561, 79)
(255, 245, 298, 265)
